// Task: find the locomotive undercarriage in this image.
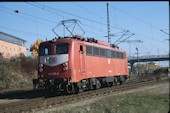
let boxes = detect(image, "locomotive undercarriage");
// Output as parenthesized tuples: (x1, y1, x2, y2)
(79, 76, 128, 91)
(33, 76, 128, 94)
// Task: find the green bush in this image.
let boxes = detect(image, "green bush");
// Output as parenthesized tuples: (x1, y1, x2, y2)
(0, 65, 10, 89)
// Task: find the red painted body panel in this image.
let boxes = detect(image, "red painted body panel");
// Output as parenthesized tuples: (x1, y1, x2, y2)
(38, 38, 129, 83)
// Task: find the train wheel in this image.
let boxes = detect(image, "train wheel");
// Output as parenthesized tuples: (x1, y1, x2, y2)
(118, 76, 122, 85)
(108, 82, 113, 87)
(114, 77, 118, 86)
(93, 79, 101, 90)
(119, 81, 122, 85)
(33, 84, 37, 90)
(66, 83, 74, 94)
(73, 83, 79, 94)
(96, 80, 101, 89)
(93, 85, 97, 90)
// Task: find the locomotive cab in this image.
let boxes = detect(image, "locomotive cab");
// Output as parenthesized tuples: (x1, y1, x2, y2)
(33, 40, 74, 92)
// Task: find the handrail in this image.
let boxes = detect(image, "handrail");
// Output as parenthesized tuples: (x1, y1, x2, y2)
(128, 54, 169, 60)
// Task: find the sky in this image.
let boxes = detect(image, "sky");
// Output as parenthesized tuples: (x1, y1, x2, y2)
(0, 1, 169, 66)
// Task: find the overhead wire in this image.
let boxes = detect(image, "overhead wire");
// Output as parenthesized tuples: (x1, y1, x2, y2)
(0, 5, 105, 38)
(26, 2, 125, 31)
(134, 43, 154, 56)
(0, 6, 55, 42)
(20, 11, 58, 24)
(28, 2, 112, 37)
(109, 4, 168, 47)
(0, 9, 52, 47)
(81, 23, 107, 34)
(113, 6, 117, 27)
(25, 2, 109, 36)
(27, 2, 167, 46)
(116, 33, 135, 45)
(0, 25, 50, 38)
(135, 33, 167, 45)
(0, 6, 55, 27)
(72, 2, 104, 19)
(110, 4, 163, 32)
(108, 3, 168, 55)
(114, 30, 129, 44)
(0, 5, 57, 24)
(134, 34, 168, 52)
(26, 2, 132, 42)
(131, 35, 167, 56)
(72, 1, 105, 34)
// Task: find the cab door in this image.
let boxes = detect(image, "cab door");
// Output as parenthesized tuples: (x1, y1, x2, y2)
(79, 44, 86, 74)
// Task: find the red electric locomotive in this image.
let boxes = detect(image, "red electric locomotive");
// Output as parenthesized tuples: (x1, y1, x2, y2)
(33, 19, 129, 93)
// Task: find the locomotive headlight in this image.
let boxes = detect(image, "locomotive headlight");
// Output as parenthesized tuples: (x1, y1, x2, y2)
(62, 62, 68, 71)
(63, 67, 68, 71)
(39, 67, 43, 72)
(62, 62, 68, 67)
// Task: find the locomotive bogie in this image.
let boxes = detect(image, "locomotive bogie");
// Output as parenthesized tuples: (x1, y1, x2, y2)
(33, 75, 128, 94)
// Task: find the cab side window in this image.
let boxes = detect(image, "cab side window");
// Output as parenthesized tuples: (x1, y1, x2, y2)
(80, 45, 83, 54)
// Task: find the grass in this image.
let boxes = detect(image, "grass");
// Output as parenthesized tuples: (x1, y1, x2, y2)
(54, 92, 169, 113)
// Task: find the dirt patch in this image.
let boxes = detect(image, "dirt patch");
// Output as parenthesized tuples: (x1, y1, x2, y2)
(0, 99, 26, 105)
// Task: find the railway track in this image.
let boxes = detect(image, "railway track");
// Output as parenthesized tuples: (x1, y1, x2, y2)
(0, 76, 169, 113)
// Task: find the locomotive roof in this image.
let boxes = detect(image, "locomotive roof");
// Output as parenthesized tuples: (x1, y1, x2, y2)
(40, 36, 125, 52)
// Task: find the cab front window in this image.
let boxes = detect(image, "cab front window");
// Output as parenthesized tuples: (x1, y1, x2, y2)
(56, 43, 69, 54)
(39, 45, 51, 55)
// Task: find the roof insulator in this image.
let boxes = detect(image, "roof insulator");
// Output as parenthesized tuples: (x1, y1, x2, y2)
(14, 10, 19, 13)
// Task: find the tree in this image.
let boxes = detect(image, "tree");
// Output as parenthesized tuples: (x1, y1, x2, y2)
(30, 39, 43, 56)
